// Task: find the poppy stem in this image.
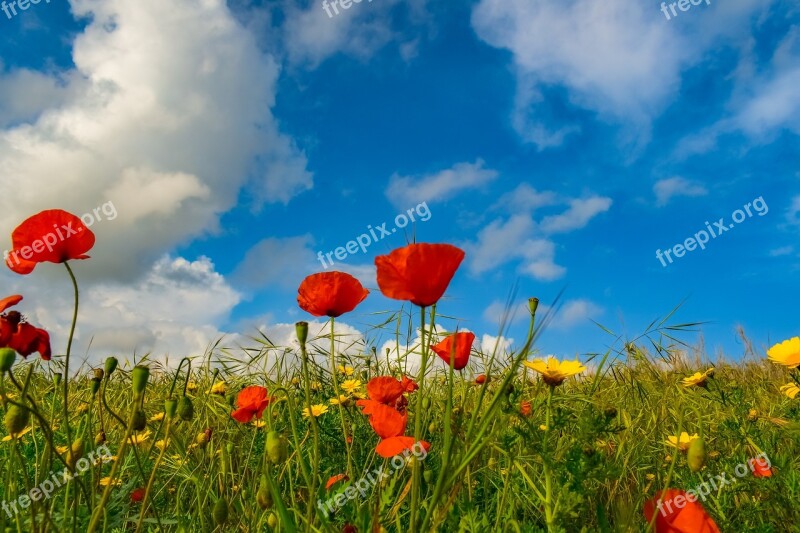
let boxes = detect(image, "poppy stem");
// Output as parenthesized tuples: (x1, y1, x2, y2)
(62, 262, 80, 447)
(409, 305, 430, 530)
(329, 317, 354, 478)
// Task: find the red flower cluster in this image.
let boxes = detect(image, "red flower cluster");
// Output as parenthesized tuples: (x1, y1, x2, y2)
(0, 295, 51, 360)
(231, 386, 272, 423)
(356, 376, 430, 458)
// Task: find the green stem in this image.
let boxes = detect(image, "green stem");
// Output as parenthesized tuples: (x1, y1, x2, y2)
(544, 386, 554, 531)
(409, 305, 429, 530)
(62, 262, 80, 448)
(328, 317, 354, 477)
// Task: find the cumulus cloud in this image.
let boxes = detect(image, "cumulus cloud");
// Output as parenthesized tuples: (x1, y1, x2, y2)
(539, 299, 604, 330)
(540, 197, 612, 234)
(385, 159, 498, 209)
(653, 177, 708, 207)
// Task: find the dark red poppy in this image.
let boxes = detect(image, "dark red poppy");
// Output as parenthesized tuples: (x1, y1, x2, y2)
(0, 295, 51, 360)
(297, 272, 369, 317)
(130, 487, 146, 503)
(375, 436, 430, 458)
(475, 374, 487, 385)
(231, 386, 271, 423)
(643, 489, 721, 533)
(5, 210, 95, 275)
(374, 243, 465, 307)
(325, 473, 349, 490)
(431, 332, 475, 370)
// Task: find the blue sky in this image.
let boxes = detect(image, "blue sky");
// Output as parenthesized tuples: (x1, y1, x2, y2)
(0, 0, 798, 367)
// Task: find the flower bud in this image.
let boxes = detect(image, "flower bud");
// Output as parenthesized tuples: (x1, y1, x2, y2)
(95, 431, 106, 446)
(132, 365, 150, 396)
(0, 348, 16, 372)
(267, 513, 278, 529)
(93, 368, 105, 381)
(428, 422, 437, 433)
(257, 474, 272, 510)
(4, 405, 29, 435)
(165, 398, 178, 418)
(178, 396, 194, 421)
(53, 373, 62, 387)
(104, 357, 118, 377)
(528, 297, 539, 317)
(423, 470, 433, 484)
(266, 431, 287, 464)
(213, 497, 228, 526)
(131, 409, 147, 431)
(295, 321, 309, 347)
(90, 377, 102, 396)
(687, 437, 706, 473)
(68, 438, 84, 469)
(196, 431, 210, 447)
(421, 397, 431, 410)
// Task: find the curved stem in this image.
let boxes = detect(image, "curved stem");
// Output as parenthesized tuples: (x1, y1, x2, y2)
(62, 262, 80, 447)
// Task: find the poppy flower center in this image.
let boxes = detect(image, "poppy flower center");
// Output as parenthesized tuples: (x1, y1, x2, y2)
(3, 311, 22, 328)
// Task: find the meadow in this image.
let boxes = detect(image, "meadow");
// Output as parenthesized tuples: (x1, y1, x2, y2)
(1, 209, 799, 532)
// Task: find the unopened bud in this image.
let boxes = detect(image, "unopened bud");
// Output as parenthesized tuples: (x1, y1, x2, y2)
(178, 396, 194, 421)
(4, 405, 29, 435)
(132, 365, 150, 396)
(104, 357, 118, 376)
(266, 431, 287, 464)
(95, 431, 106, 446)
(213, 497, 228, 526)
(687, 438, 706, 473)
(0, 348, 16, 372)
(257, 474, 272, 510)
(131, 409, 147, 431)
(165, 398, 178, 418)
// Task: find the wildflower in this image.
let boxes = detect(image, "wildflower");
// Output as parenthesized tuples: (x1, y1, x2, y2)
(767, 337, 800, 368)
(99, 477, 122, 487)
(77, 403, 91, 414)
(340, 380, 362, 394)
(231, 386, 272, 424)
(752, 459, 773, 478)
(149, 412, 165, 423)
(375, 436, 430, 458)
(338, 365, 355, 376)
(131, 487, 146, 503)
(297, 271, 369, 317)
(311, 381, 322, 391)
(357, 401, 406, 438)
(374, 243, 465, 307)
(475, 374, 487, 385)
(400, 376, 418, 392)
(539, 425, 548, 431)
(747, 409, 759, 421)
(5, 209, 95, 274)
(366, 376, 405, 404)
(523, 356, 586, 387)
(330, 395, 350, 406)
(431, 332, 475, 370)
(681, 368, 714, 388)
(1, 426, 33, 442)
(326, 473, 349, 490)
(186, 381, 198, 393)
(665, 432, 699, 451)
(291, 377, 301, 388)
(0, 295, 51, 360)
(210, 381, 227, 395)
(129, 431, 151, 446)
(155, 439, 170, 451)
(520, 400, 532, 417)
(302, 404, 329, 418)
(643, 488, 721, 533)
(56, 445, 69, 454)
(780, 383, 800, 399)
(252, 419, 267, 429)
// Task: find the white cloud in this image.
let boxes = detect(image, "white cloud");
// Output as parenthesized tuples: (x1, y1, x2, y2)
(540, 299, 604, 330)
(787, 195, 800, 225)
(769, 245, 794, 257)
(653, 177, 708, 207)
(494, 183, 558, 213)
(385, 159, 498, 209)
(479, 333, 513, 356)
(540, 197, 612, 234)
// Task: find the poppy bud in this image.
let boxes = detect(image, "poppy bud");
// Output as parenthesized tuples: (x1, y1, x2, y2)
(226, 442, 234, 455)
(266, 431, 287, 464)
(257, 474, 272, 509)
(213, 497, 228, 526)
(53, 373, 62, 386)
(131, 409, 147, 431)
(95, 431, 106, 446)
(487, 457, 497, 469)
(90, 377, 102, 396)
(423, 470, 433, 484)
(132, 365, 150, 396)
(165, 398, 177, 418)
(296, 321, 309, 347)
(687, 437, 706, 473)
(68, 438, 84, 469)
(0, 348, 16, 372)
(267, 512, 278, 529)
(428, 422, 437, 433)
(475, 374, 487, 385)
(93, 369, 104, 381)
(178, 396, 194, 421)
(422, 397, 431, 410)
(4, 405, 29, 435)
(528, 297, 539, 317)
(104, 357, 118, 377)
(196, 431, 210, 447)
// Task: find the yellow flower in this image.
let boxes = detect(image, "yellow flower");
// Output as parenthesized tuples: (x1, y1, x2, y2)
(340, 380, 362, 394)
(681, 368, 714, 388)
(329, 395, 350, 406)
(149, 412, 165, 423)
(210, 381, 227, 395)
(76, 403, 90, 414)
(310, 381, 322, 391)
(99, 476, 121, 487)
(155, 439, 170, 451)
(0, 392, 17, 401)
(767, 337, 800, 368)
(56, 445, 69, 454)
(252, 419, 267, 429)
(302, 404, 329, 418)
(539, 425, 548, 431)
(780, 383, 800, 399)
(186, 381, 199, 392)
(1, 426, 33, 442)
(291, 377, 300, 388)
(129, 431, 151, 445)
(337, 365, 355, 376)
(523, 356, 586, 386)
(352, 390, 367, 400)
(666, 432, 699, 451)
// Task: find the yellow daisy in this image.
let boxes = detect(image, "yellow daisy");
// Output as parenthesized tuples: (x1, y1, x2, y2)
(1, 426, 33, 442)
(99, 476, 122, 487)
(329, 395, 350, 406)
(302, 404, 329, 418)
(340, 380, 362, 394)
(310, 381, 322, 391)
(523, 356, 586, 386)
(128, 430, 151, 446)
(337, 365, 355, 376)
(780, 383, 800, 399)
(665, 432, 699, 451)
(252, 419, 267, 429)
(767, 337, 800, 368)
(210, 381, 227, 395)
(56, 445, 69, 454)
(186, 381, 199, 392)
(149, 412, 165, 423)
(155, 439, 170, 451)
(291, 377, 301, 388)
(76, 403, 91, 414)
(681, 368, 714, 388)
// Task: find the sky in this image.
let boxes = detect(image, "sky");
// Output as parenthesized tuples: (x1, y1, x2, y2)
(0, 0, 798, 371)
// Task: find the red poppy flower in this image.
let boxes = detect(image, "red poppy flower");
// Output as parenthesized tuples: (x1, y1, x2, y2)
(366, 376, 405, 404)
(5, 210, 95, 275)
(356, 401, 407, 438)
(130, 487, 146, 503)
(400, 376, 418, 393)
(643, 489, 721, 533)
(475, 374, 487, 385)
(0, 295, 51, 360)
(231, 386, 271, 423)
(297, 272, 369, 317)
(751, 458, 773, 478)
(375, 436, 431, 458)
(325, 473, 349, 490)
(375, 243, 465, 307)
(431, 332, 475, 370)
(520, 400, 532, 417)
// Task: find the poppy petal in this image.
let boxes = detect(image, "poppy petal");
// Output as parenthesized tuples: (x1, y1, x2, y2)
(365, 403, 406, 439)
(0, 295, 22, 313)
(6, 210, 95, 274)
(297, 272, 369, 318)
(366, 376, 405, 403)
(231, 407, 256, 424)
(375, 243, 465, 307)
(431, 332, 475, 370)
(325, 474, 349, 490)
(376, 437, 430, 458)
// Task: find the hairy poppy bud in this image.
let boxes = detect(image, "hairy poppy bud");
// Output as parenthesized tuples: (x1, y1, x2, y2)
(178, 396, 194, 421)
(213, 497, 228, 526)
(165, 398, 177, 418)
(688, 437, 706, 473)
(421, 397, 431, 410)
(295, 321, 308, 346)
(91, 377, 102, 396)
(68, 438, 84, 469)
(196, 431, 210, 447)
(528, 297, 539, 317)
(0, 348, 16, 372)
(95, 431, 106, 446)
(93, 368, 104, 381)
(132, 365, 150, 396)
(53, 373, 62, 386)
(267, 513, 278, 529)
(266, 431, 287, 464)
(428, 422, 437, 433)
(131, 409, 147, 431)
(423, 470, 433, 484)
(257, 474, 272, 510)
(4, 405, 29, 435)
(104, 356, 118, 377)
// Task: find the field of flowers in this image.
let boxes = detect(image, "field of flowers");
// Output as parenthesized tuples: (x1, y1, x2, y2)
(1, 209, 799, 532)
